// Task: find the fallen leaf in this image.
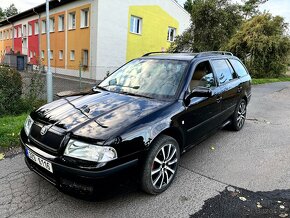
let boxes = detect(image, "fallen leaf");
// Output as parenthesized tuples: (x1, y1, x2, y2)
(278, 201, 282, 203)
(279, 213, 288, 218)
(0, 153, 5, 160)
(210, 146, 215, 150)
(239, 197, 247, 201)
(280, 205, 285, 209)
(257, 202, 262, 208)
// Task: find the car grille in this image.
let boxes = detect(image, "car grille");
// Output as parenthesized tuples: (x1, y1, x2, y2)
(29, 123, 66, 154)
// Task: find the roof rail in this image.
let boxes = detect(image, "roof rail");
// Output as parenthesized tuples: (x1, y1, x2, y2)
(142, 51, 197, 57)
(142, 52, 172, 57)
(195, 51, 234, 57)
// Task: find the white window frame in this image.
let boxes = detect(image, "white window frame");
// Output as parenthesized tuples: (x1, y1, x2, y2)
(49, 18, 55, 32)
(35, 22, 39, 35)
(18, 27, 22, 37)
(49, 50, 53, 60)
(70, 50, 75, 60)
(167, 27, 176, 42)
(130, 16, 142, 34)
(23, 25, 27, 37)
(80, 9, 89, 28)
(59, 50, 63, 60)
(9, 29, 12, 39)
(82, 49, 89, 66)
(14, 28, 17, 38)
(42, 20, 46, 34)
(68, 12, 76, 30)
(28, 24, 33, 36)
(58, 15, 65, 31)
(41, 50, 45, 59)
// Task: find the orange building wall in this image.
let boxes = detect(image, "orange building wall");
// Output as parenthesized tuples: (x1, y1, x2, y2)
(67, 4, 90, 70)
(0, 26, 13, 60)
(40, 11, 66, 68)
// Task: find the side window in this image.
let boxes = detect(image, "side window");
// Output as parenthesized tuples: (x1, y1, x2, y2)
(190, 61, 216, 90)
(211, 59, 236, 85)
(229, 59, 248, 78)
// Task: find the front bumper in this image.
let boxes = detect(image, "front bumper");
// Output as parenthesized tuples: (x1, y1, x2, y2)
(20, 133, 139, 195)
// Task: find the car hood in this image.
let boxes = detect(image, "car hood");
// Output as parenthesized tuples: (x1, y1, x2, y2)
(33, 91, 168, 141)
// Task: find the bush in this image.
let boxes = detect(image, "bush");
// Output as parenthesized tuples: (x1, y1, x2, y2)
(0, 66, 22, 115)
(226, 14, 290, 78)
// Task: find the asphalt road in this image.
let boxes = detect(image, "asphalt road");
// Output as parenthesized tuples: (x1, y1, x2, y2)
(1, 82, 290, 218)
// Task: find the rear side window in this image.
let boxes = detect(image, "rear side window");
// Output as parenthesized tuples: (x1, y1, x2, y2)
(211, 59, 236, 85)
(229, 59, 248, 77)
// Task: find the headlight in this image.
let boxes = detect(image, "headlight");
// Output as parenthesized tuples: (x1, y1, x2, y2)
(64, 140, 118, 163)
(24, 116, 34, 136)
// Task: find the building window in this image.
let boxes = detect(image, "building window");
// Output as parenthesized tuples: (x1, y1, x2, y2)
(42, 20, 46, 33)
(23, 25, 27, 37)
(82, 49, 88, 66)
(30, 51, 33, 58)
(0, 31, 2, 40)
(50, 18, 55, 32)
(59, 50, 63, 60)
(14, 28, 17, 38)
(68, 12, 76, 30)
(49, 50, 53, 60)
(41, 50, 45, 59)
(18, 27, 22, 37)
(70, 50, 75, 60)
(28, 24, 32, 36)
(167, 27, 176, 42)
(9, 29, 12, 39)
(130, 16, 142, 34)
(58, 15, 65, 31)
(35, 22, 39, 34)
(80, 9, 89, 28)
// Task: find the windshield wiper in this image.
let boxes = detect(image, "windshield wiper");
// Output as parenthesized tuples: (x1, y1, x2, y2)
(119, 91, 154, 99)
(94, 86, 109, 91)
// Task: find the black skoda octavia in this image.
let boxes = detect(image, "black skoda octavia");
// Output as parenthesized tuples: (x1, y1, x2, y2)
(21, 51, 251, 195)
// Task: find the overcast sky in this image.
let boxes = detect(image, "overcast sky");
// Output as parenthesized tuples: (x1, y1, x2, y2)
(1, 0, 290, 24)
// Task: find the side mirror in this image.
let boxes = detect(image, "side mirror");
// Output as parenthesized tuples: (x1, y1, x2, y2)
(185, 87, 212, 105)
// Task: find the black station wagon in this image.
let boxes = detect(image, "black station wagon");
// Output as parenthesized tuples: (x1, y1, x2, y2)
(21, 51, 251, 195)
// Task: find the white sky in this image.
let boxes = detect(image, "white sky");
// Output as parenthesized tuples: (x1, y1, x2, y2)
(1, 0, 290, 25)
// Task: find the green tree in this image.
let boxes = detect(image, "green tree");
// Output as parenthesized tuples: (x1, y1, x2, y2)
(241, 0, 268, 19)
(4, 4, 18, 18)
(169, 0, 243, 52)
(226, 14, 290, 78)
(0, 7, 4, 21)
(184, 0, 193, 13)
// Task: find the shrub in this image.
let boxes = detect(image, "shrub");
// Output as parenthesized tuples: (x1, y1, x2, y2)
(0, 66, 22, 116)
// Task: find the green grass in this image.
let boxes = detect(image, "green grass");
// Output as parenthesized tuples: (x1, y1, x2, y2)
(0, 114, 27, 148)
(252, 77, 290, 85)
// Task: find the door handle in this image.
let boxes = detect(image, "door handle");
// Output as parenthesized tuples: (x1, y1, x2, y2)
(216, 96, 222, 103)
(237, 87, 243, 93)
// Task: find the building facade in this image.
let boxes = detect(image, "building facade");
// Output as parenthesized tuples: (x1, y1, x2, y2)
(0, 0, 190, 80)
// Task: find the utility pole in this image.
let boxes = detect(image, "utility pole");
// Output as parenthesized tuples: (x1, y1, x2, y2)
(46, 0, 53, 102)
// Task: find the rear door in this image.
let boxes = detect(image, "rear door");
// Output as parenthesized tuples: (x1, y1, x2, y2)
(211, 59, 241, 122)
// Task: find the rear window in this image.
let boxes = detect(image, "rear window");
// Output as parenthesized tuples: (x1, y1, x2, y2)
(229, 59, 248, 77)
(211, 59, 235, 85)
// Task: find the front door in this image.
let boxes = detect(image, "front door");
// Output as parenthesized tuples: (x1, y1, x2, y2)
(182, 61, 222, 147)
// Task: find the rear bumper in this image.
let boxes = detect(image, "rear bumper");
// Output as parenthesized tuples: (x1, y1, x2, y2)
(20, 134, 139, 195)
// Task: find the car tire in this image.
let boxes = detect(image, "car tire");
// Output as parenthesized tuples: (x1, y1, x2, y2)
(141, 135, 180, 195)
(231, 99, 247, 131)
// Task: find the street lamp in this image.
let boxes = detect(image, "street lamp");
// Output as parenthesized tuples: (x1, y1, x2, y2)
(46, 0, 53, 103)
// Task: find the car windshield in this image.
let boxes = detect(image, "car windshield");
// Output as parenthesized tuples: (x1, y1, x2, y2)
(98, 59, 189, 100)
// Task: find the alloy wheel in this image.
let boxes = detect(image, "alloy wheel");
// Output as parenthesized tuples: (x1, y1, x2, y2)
(150, 144, 178, 190)
(237, 101, 246, 129)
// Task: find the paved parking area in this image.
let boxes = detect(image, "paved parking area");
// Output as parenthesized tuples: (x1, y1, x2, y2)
(1, 82, 290, 218)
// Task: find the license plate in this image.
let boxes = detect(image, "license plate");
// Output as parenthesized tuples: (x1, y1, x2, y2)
(26, 148, 53, 173)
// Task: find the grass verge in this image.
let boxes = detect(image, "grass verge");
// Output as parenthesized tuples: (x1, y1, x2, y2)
(252, 77, 290, 85)
(0, 114, 27, 148)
